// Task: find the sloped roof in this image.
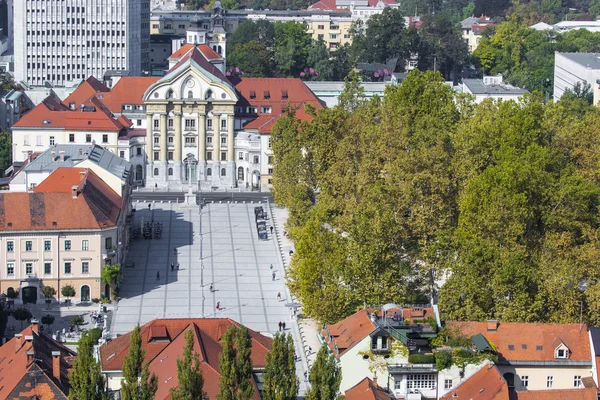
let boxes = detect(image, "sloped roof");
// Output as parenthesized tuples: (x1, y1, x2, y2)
(100, 77, 161, 112)
(345, 377, 394, 400)
(440, 363, 508, 400)
(13, 95, 128, 132)
(0, 168, 122, 231)
(62, 76, 110, 107)
(170, 43, 223, 61)
(165, 46, 230, 86)
(0, 324, 76, 400)
(447, 321, 591, 363)
(99, 318, 272, 400)
(322, 310, 377, 359)
(510, 388, 598, 400)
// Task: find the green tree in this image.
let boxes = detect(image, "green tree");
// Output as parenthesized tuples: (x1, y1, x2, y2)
(217, 325, 255, 400)
(0, 131, 12, 178)
(41, 314, 55, 330)
(71, 316, 85, 331)
(121, 325, 158, 400)
(13, 308, 32, 330)
(68, 331, 107, 400)
(170, 330, 205, 400)
(229, 20, 275, 48)
(263, 333, 298, 400)
(305, 344, 341, 400)
(42, 286, 57, 309)
(273, 21, 312, 77)
(306, 39, 334, 81)
(561, 81, 594, 105)
(227, 41, 277, 77)
(101, 264, 121, 286)
(61, 285, 76, 302)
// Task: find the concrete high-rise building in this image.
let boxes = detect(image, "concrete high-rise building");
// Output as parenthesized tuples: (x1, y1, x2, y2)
(14, 0, 150, 87)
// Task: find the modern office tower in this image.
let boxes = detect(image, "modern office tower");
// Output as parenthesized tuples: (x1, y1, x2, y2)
(14, 0, 150, 87)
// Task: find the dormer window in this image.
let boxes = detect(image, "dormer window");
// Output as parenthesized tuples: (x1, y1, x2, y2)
(554, 341, 569, 359)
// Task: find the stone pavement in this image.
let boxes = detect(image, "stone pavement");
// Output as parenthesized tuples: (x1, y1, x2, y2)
(112, 200, 309, 391)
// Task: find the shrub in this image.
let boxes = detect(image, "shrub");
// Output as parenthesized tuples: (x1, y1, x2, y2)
(88, 327, 102, 344)
(408, 354, 435, 364)
(6, 287, 18, 299)
(61, 285, 76, 300)
(435, 350, 453, 371)
(41, 314, 55, 328)
(70, 316, 84, 328)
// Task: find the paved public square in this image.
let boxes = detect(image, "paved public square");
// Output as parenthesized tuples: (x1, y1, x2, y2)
(112, 200, 291, 336)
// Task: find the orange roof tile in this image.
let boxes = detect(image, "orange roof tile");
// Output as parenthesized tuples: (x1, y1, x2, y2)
(63, 76, 109, 108)
(440, 363, 508, 400)
(345, 377, 394, 400)
(511, 388, 598, 400)
(100, 76, 160, 113)
(0, 167, 122, 231)
(322, 310, 377, 359)
(168, 46, 229, 83)
(99, 318, 272, 400)
(169, 43, 223, 61)
(0, 324, 76, 400)
(447, 321, 592, 362)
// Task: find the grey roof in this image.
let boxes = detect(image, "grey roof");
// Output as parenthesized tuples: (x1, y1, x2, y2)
(590, 328, 600, 354)
(4, 90, 23, 101)
(462, 79, 528, 95)
(23, 144, 132, 181)
(305, 81, 389, 94)
(461, 16, 480, 29)
(557, 52, 600, 70)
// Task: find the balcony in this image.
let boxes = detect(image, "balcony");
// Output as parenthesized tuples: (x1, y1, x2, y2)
(388, 364, 436, 374)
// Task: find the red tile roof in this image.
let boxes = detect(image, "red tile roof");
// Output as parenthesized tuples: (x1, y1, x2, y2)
(170, 43, 223, 61)
(168, 47, 229, 83)
(101, 77, 160, 113)
(13, 95, 129, 132)
(235, 78, 322, 133)
(0, 324, 76, 400)
(440, 363, 508, 400)
(0, 167, 122, 231)
(99, 318, 272, 400)
(63, 76, 110, 108)
(511, 388, 598, 400)
(345, 377, 394, 400)
(447, 321, 591, 363)
(322, 310, 377, 359)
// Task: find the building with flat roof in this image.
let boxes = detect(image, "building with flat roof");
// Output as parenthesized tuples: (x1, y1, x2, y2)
(460, 75, 528, 103)
(554, 52, 600, 104)
(14, 0, 150, 87)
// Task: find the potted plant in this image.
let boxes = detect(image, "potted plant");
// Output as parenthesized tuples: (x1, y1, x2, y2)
(41, 314, 55, 331)
(42, 286, 56, 309)
(61, 285, 75, 307)
(6, 287, 18, 308)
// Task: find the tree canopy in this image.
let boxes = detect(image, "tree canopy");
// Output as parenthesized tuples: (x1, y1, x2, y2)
(68, 331, 107, 400)
(263, 333, 298, 400)
(272, 69, 600, 326)
(217, 325, 255, 400)
(121, 325, 158, 400)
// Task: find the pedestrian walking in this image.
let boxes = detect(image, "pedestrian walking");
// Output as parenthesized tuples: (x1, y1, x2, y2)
(304, 371, 308, 381)
(270, 264, 273, 270)
(154, 183, 158, 190)
(171, 263, 174, 272)
(289, 250, 294, 256)
(308, 346, 312, 354)
(283, 231, 287, 237)
(156, 271, 160, 280)
(216, 302, 220, 311)
(283, 322, 286, 330)
(177, 263, 180, 270)
(148, 203, 151, 210)
(272, 271, 276, 281)
(278, 321, 282, 331)
(209, 283, 214, 292)
(277, 292, 281, 301)
(270, 226, 274, 234)
(173, 247, 177, 255)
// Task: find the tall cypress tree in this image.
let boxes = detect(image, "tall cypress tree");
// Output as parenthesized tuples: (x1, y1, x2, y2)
(217, 325, 255, 400)
(306, 344, 342, 400)
(170, 329, 205, 400)
(68, 331, 107, 400)
(263, 333, 298, 400)
(121, 325, 158, 400)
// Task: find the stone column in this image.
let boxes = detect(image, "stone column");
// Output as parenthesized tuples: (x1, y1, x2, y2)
(173, 113, 182, 183)
(145, 113, 153, 186)
(226, 113, 235, 187)
(160, 114, 168, 182)
(198, 114, 206, 183)
(213, 114, 221, 184)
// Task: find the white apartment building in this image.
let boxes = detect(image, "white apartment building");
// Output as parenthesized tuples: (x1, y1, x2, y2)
(554, 52, 600, 105)
(14, 0, 150, 87)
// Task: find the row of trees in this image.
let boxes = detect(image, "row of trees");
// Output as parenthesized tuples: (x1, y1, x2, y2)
(272, 69, 600, 325)
(227, 9, 469, 81)
(67, 323, 342, 399)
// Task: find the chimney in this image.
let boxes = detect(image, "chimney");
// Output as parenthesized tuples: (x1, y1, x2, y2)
(373, 375, 378, 387)
(14, 333, 23, 352)
(59, 151, 65, 161)
(51, 151, 56, 160)
(31, 319, 39, 334)
(487, 320, 499, 332)
(52, 351, 61, 381)
(370, 312, 377, 322)
(26, 350, 34, 365)
(71, 185, 78, 199)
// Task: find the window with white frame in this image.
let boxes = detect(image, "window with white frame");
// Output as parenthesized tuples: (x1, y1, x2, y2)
(168, 136, 174, 144)
(168, 118, 174, 129)
(253, 155, 259, 164)
(221, 137, 226, 145)
(24, 135, 30, 145)
(44, 240, 51, 251)
(207, 119, 213, 130)
(44, 262, 51, 275)
(25, 241, 32, 251)
(154, 136, 160, 144)
(64, 262, 72, 274)
(444, 379, 453, 390)
(221, 119, 227, 130)
(547, 376, 553, 388)
(260, 106, 272, 114)
(25, 263, 33, 275)
(50, 136, 55, 145)
(6, 241, 13, 252)
(407, 374, 436, 390)
(6, 263, 14, 276)
(185, 119, 196, 130)
(153, 119, 159, 129)
(185, 137, 196, 146)
(238, 152, 244, 160)
(82, 261, 89, 274)
(65, 240, 71, 251)
(574, 376, 582, 388)
(521, 376, 528, 388)
(82, 240, 89, 251)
